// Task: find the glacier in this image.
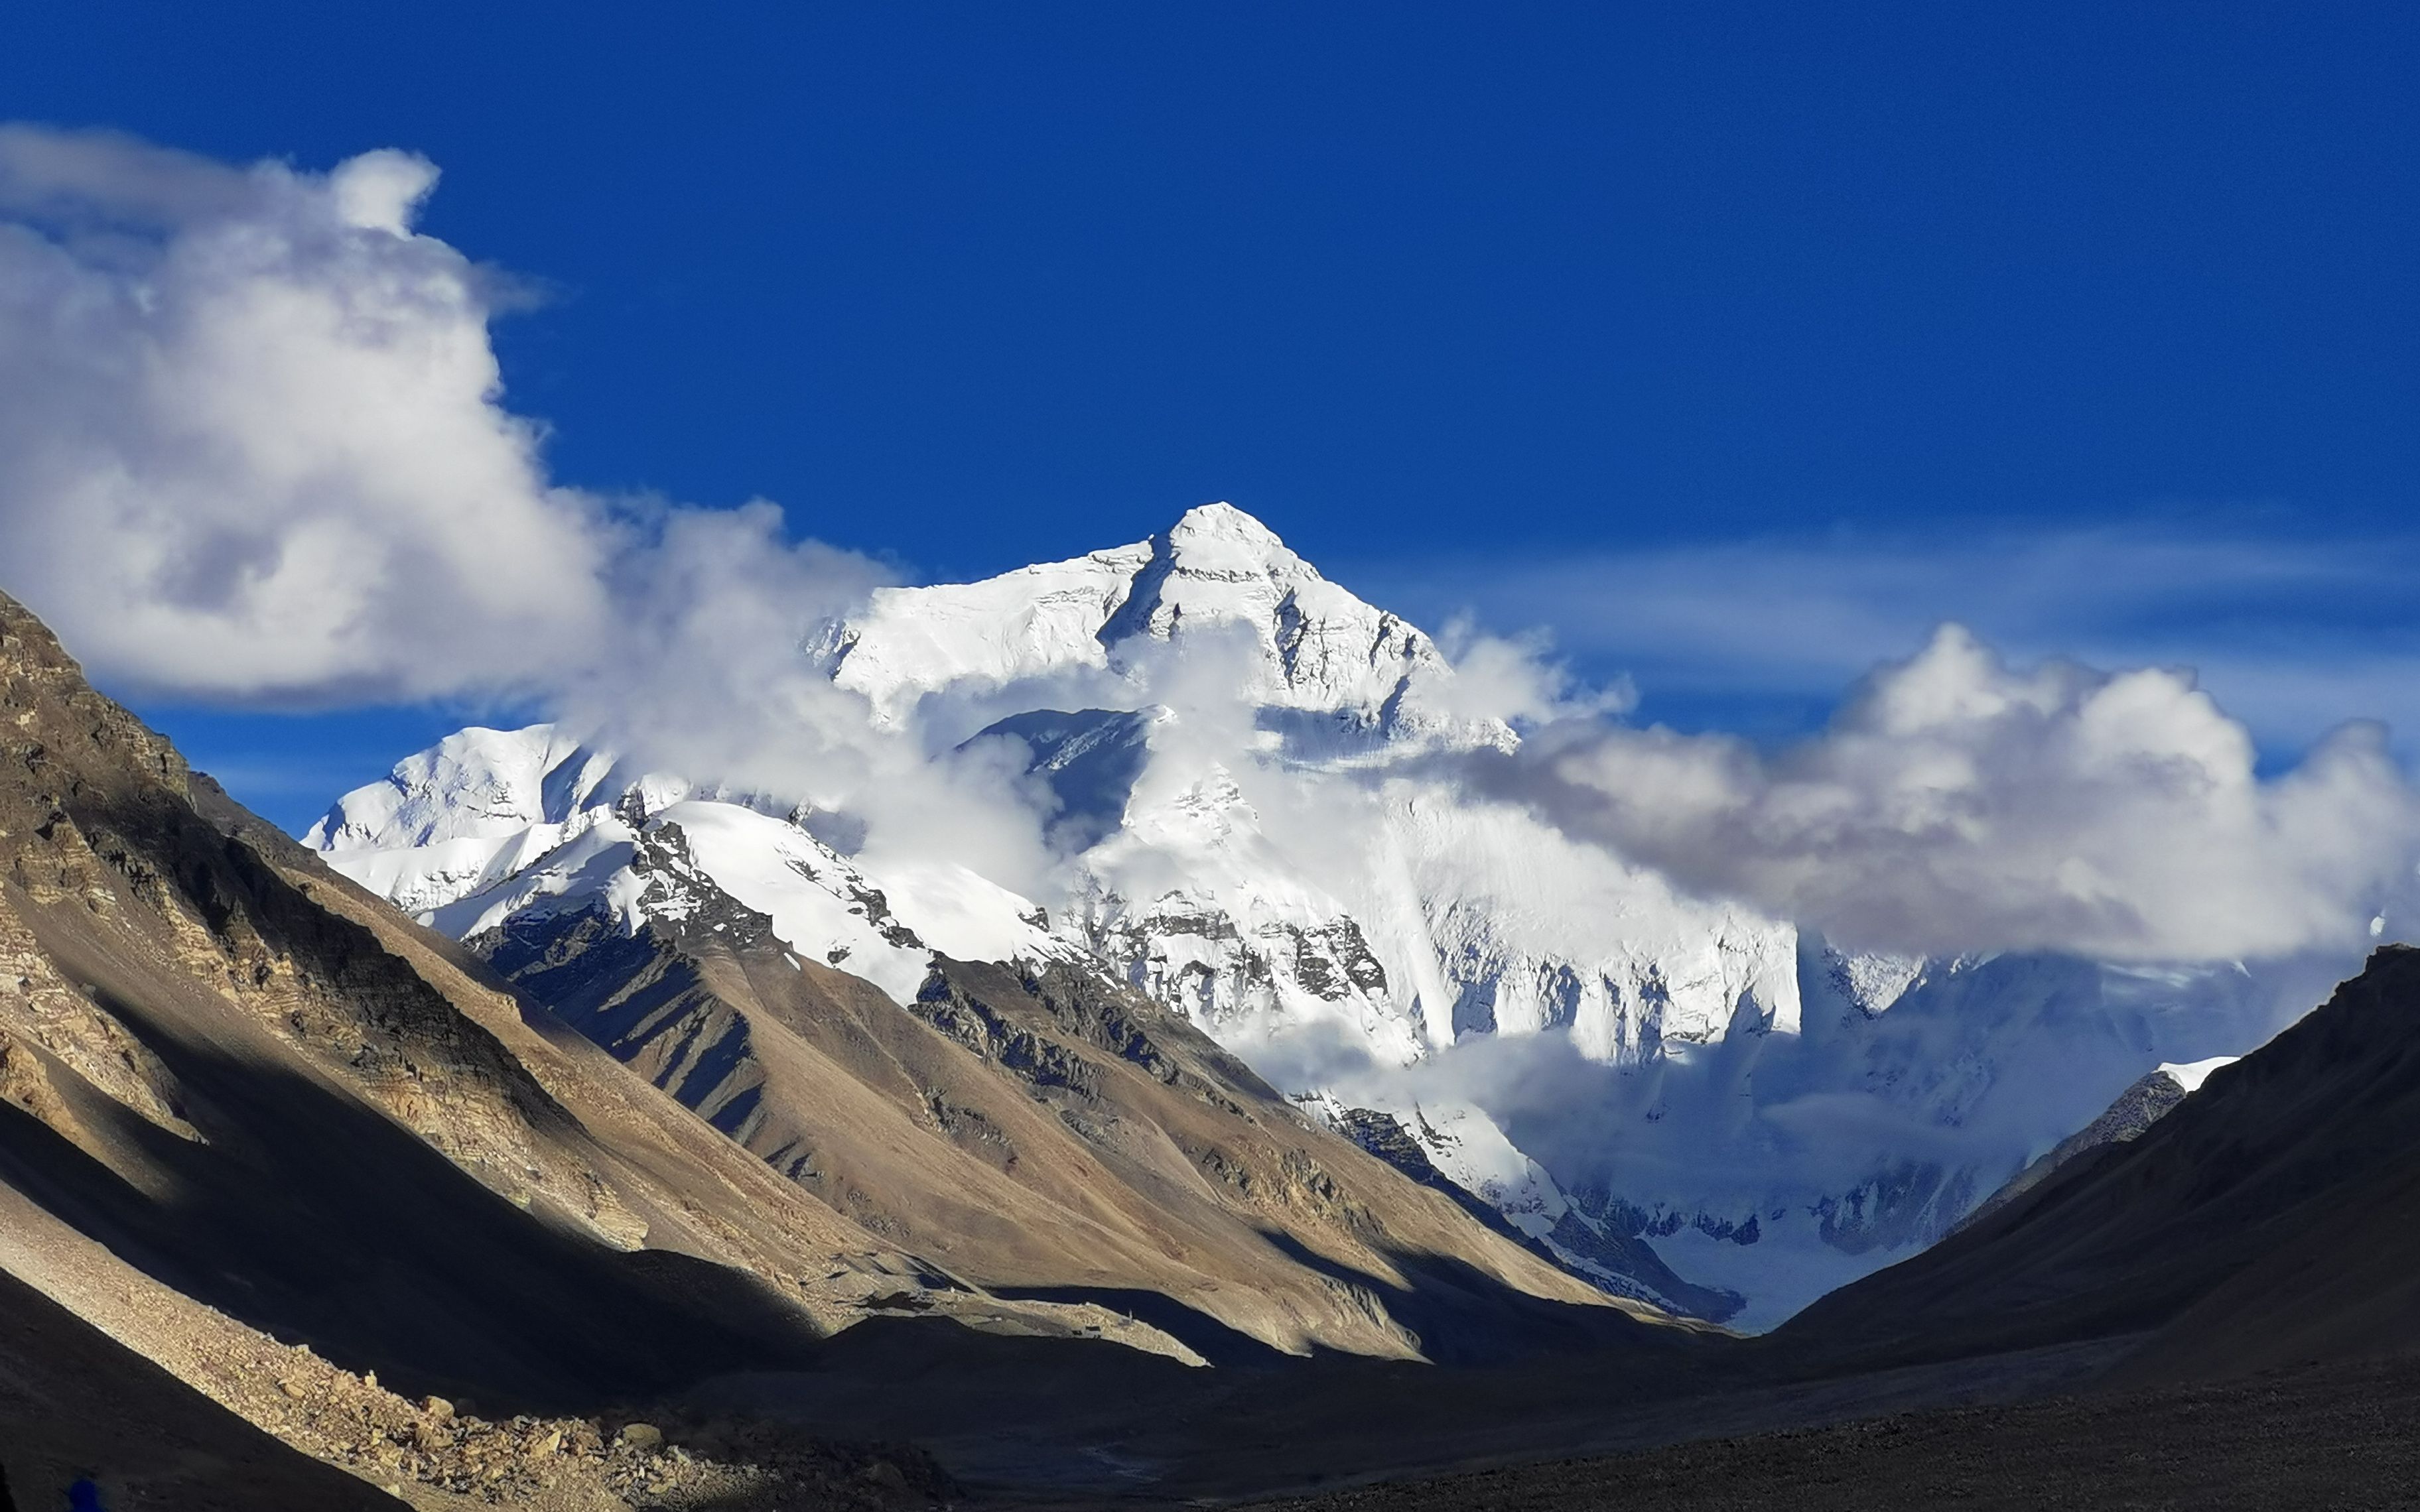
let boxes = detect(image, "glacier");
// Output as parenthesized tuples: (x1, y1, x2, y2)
(309, 501, 2334, 1328)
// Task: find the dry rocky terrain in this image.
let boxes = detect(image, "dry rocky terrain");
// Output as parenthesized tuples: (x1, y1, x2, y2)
(1246, 1351, 2420, 1512)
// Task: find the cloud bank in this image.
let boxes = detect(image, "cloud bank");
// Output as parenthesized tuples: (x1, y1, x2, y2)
(1483, 626, 2420, 962)
(0, 126, 622, 702)
(1350, 528, 2420, 759)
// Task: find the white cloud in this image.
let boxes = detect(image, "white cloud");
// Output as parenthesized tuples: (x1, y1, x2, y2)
(1347, 527, 2420, 757)
(563, 499, 1062, 896)
(1422, 616, 1635, 727)
(5, 127, 2411, 966)
(0, 126, 625, 704)
(1481, 625, 2420, 962)
(0, 125, 1066, 895)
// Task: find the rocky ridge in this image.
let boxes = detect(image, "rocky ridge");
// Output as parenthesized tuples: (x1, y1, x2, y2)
(467, 842, 1659, 1363)
(1952, 1056, 2236, 1235)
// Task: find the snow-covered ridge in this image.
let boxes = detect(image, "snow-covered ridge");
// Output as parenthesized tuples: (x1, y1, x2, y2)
(309, 725, 1073, 1004)
(2157, 1055, 2239, 1094)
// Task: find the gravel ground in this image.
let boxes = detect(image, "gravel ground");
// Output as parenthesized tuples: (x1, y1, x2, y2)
(1248, 1351, 2420, 1511)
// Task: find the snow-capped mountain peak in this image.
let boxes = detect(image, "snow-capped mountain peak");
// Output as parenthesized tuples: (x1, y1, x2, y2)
(306, 722, 1073, 1003)
(820, 501, 1487, 748)
(303, 724, 604, 852)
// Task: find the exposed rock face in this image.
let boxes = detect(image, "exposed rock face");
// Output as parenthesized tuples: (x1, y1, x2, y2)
(472, 848, 1672, 1365)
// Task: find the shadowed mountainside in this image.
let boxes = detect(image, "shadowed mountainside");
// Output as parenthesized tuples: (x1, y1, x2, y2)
(1780, 944, 2420, 1385)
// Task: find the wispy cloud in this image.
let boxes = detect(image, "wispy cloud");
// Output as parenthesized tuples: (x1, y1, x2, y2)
(1345, 526, 2420, 757)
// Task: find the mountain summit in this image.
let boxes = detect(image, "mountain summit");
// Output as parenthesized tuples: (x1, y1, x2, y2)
(820, 501, 1479, 745)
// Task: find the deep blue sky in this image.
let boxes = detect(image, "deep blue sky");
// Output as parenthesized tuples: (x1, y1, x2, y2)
(8, 2, 2418, 826)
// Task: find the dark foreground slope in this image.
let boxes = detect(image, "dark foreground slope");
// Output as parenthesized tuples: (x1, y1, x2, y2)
(1781, 944, 2420, 1384)
(1249, 1350, 2420, 1512)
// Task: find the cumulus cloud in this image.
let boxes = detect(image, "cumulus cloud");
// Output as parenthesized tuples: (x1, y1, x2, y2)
(1423, 616, 1635, 728)
(1481, 625, 2420, 962)
(0, 125, 1065, 892)
(0, 125, 627, 703)
(561, 499, 1061, 895)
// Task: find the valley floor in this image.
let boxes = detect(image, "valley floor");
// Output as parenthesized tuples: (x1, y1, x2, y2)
(1234, 1350, 2420, 1512)
(707, 1324, 2125, 1507)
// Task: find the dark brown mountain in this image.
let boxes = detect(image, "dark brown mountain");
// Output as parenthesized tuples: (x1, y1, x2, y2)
(1949, 1064, 2198, 1235)
(1781, 944, 2420, 1385)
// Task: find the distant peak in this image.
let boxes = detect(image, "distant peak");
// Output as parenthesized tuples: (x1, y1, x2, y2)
(1160, 502, 1306, 580)
(1169, 501, 1286, 550)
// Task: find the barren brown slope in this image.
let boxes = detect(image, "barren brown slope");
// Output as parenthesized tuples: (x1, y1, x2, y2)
(1778, 944, 2420, 1385)
(0, 1262, 395, 1512)
(0, 586, 908, 1401)
(474, 817, 1680, 1365)
(0, 587, 1207, 1457)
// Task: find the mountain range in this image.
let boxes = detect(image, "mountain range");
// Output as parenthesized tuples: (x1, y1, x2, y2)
(310, 503, 2333, 1329)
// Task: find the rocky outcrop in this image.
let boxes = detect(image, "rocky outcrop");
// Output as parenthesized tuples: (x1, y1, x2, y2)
(472, 841, 1680, 1365)
(1952, 1068, 2199, 1235)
